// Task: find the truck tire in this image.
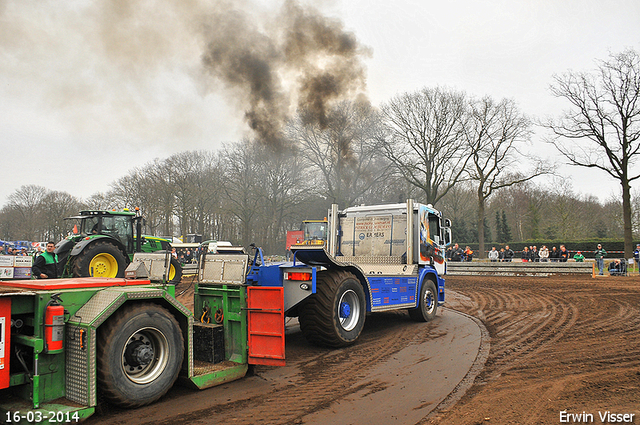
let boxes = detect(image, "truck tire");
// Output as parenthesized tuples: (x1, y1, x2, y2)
(73, 241, 128, 278)
(168, 257, 183, 284)
(97, 303, 184, 408)
(409, 278, 438, 322)
(298, 270, 366, 347)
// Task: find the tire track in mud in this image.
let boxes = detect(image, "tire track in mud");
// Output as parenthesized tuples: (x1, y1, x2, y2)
(458, 285, 579, 380)
(431, 275, 640, 425)
(226, 313, 438, 425)
(157, 311, 439, 425)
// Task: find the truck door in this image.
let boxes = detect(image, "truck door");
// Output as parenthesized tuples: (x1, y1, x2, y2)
(247, 286, 285, 366)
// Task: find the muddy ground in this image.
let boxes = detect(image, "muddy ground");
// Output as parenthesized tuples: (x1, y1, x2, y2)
(427, 274, 640, 425)
(89, 273, 640, 424)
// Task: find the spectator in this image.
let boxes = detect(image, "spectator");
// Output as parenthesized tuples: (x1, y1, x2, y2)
(445, 246, 453, 261)
(504, 245, 514, 262)
(559, 245, 569, 262)
(31, 242, 58, 279)
(0, 245, 4, 255)
(6, 247, 13, 256)
(573, 251, 585, 262)
(171, 247, 178, 259)
(464, 246, 474, 262)
(634, 244, 640, 274)
(451, 243, 464, 262)
(531, 246, 539, 262)
(32, 246, 43, 260)
(550, 246, 559, 262)
(521, 246, 530, 262)
(488, 246, 499, 262)
(539, 246, 549, 262)
(594, 244, 607, 276)
(499, 248, 505, 262)
(608, 258, 623, 276)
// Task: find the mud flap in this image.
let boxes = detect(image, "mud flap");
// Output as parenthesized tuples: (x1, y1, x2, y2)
(247, 287, 285, 366)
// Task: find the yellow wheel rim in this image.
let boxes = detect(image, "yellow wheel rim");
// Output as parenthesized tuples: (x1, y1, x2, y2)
(168, 264, 176, 281)
(89, 253, 119, 277)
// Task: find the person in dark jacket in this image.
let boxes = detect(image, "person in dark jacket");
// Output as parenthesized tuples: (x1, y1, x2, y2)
(504, 245, 514, 262)
(451, 244, 464, 261)
(32, 241, 59, 279)
(559, 245, 569, 262)
(550, 246, 560, 262)
(451, 243, 464, 262)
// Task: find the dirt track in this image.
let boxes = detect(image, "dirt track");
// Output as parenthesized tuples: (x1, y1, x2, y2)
(430, 274, 640, 425)
(89, 274, 640, 424)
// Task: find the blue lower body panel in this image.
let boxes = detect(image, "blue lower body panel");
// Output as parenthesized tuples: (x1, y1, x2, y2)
(368, 276, 417, 309)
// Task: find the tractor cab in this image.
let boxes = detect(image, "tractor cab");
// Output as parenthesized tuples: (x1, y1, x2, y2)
(300, 220, 328, 245)
(68, 211, 137, 252)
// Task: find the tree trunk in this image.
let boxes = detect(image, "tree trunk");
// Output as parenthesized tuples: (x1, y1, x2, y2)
(477, 188, 486, 259)
(622, 178, 633, 259)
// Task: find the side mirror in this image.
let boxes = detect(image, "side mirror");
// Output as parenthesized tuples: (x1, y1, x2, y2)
(443, 218, 452, 228)
(444, 228, 452, 247)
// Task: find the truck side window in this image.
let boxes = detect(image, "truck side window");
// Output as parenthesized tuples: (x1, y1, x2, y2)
(429, 214, 440, 244)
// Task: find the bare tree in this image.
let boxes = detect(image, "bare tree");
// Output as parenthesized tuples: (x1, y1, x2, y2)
(164, 151, 221, 240)
(220, 139, 267, 247)
(256, 145, 312, 253)
(381, 87, 469, 206)
(5, 185, 49, 241)
(109, 160, 175, 237)
(464, 96, 545, 257)
(288, 100, 390, 208)
(84, 192, 119, 211)
(40, 191, 84, 241)
(544, 49, 640, 257)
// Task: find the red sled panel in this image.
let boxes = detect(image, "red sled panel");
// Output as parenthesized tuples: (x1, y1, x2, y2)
(247, 286, 285, 366)
(0, 297, 10, 389)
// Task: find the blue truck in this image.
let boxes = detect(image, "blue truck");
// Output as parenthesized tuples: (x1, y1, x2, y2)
(284, 200, 451, 347)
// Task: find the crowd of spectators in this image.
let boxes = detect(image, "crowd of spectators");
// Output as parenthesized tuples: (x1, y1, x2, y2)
(0, 245, 31, 256)
(172, 247, 197, 264)
(446, 243, 594, 263)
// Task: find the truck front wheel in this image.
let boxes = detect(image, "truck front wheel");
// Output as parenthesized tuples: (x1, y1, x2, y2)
(299, 271, 366, 347)
(97, 303, 184, 408)
(408, 278, 438, 322)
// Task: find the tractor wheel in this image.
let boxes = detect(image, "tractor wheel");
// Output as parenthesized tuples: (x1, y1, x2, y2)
(97, 303, 184, 408)
(73, 241, 128, 278)
(168, 257, 183, 284)
(298, 270, 366, 347)
(408, 278, 438, 322)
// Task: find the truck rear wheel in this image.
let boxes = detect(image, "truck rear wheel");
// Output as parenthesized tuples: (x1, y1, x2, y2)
(73, 241, 128, 278)
(298, 270, 366, 347)
(408, 278, 438, 322)
(97, 303, 184, 408)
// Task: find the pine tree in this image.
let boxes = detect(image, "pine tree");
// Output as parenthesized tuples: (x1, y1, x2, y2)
(483, 216, 492, 243)
(501, 210, 512, 242)
(495, 210, 503, 242)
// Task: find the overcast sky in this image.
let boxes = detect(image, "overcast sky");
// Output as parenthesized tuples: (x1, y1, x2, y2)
(1, 0, 639, 206)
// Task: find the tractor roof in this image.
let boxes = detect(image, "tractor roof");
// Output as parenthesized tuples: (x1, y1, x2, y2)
(66, 210, 137, 219)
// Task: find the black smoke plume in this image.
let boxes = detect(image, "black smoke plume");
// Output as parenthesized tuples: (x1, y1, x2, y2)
(201, 0, 370, 147)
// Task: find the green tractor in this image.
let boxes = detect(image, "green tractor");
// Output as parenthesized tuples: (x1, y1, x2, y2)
(54, 209, 183, 283)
